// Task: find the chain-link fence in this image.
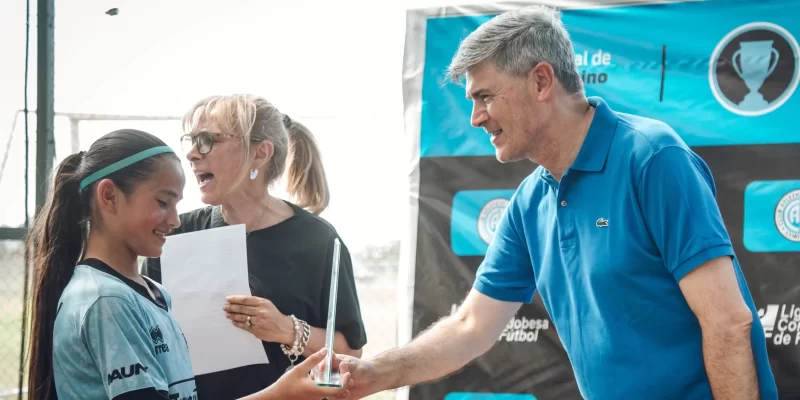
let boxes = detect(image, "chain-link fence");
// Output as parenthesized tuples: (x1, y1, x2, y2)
(0, 240, 27, 399)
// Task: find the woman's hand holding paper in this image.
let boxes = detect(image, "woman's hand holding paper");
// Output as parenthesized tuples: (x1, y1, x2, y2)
(224, 295, 296, 345)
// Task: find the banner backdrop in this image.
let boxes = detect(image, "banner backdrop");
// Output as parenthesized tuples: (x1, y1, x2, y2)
(400, 0, 800, 399)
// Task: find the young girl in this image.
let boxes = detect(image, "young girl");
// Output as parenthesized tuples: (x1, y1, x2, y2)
(26, 129, 350, 400)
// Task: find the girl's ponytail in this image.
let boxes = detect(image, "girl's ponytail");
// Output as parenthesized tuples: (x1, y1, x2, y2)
(26, 151, 88, 400)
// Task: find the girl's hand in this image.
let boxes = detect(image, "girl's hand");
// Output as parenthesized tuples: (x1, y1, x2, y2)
(268, 348, 352, 400)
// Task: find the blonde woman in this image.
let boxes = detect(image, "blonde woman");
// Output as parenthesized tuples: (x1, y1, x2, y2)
(143, 94, 366, 400)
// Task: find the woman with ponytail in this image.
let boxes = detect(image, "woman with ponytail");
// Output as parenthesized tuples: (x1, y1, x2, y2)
(27, 129, 351, 400)
(141, 94, 367, 400)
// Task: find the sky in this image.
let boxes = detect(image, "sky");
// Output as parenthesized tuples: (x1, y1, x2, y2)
(0, 0, 472, 251)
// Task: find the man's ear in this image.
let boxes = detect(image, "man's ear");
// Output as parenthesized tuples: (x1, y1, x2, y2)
(528, 62, 556, 101)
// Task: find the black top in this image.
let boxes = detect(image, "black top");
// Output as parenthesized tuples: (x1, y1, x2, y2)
(141, 202, 367, 400)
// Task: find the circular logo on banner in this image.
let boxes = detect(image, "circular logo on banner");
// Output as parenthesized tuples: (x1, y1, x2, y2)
(775, 189, 800, 242)
(709, 22, 800, 116)
(477, 198, 509, 244)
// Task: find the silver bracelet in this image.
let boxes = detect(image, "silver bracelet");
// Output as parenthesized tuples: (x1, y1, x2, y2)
(297, 319, 311, 354)
(281, 315, 311, 370)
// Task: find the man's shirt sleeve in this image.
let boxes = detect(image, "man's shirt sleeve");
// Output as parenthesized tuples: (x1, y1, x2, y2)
(637, 146, 735, 282)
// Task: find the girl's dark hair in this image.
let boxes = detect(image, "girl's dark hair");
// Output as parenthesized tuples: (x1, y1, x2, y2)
(25, 129, 178, 400)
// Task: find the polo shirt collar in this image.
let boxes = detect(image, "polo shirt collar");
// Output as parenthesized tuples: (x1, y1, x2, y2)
(570, 96, 618, 172)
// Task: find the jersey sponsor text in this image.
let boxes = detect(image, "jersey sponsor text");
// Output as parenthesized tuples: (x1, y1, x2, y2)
(108, 363, 148, 385)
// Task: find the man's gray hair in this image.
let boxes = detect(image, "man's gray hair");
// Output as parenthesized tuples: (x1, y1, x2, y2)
(446, 6, 583, 95)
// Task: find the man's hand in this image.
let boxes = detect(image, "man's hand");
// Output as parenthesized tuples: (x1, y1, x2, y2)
(320, 353, 377, 399)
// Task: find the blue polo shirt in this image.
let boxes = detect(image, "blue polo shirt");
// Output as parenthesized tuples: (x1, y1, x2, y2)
(474, 97, 777, 399)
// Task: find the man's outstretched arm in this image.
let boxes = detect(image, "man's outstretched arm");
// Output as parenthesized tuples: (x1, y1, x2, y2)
(336, 289, 521, 398)
(335, 188, 534, 398)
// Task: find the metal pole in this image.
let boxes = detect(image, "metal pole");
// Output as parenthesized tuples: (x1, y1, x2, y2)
(35, 0, 55, 216)
(20, 0, 55, 397)
(18, 246, 31, 400)
(69, 118, 79, 153)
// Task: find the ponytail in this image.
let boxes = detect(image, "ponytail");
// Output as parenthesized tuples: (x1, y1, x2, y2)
(285, 117, 330, 215)
(26, 152, 88, 400)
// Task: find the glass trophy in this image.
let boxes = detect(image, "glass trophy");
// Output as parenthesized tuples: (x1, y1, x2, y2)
(314, 238, 343, 387)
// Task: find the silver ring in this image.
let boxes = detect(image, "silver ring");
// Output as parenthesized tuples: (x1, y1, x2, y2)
(246, 315, 252, 327)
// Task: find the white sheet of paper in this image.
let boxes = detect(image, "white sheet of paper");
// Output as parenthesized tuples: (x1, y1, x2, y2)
(160, 224, 269, 375)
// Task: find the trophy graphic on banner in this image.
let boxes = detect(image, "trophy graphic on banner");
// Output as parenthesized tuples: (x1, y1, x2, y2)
(732, 40, 780, 110)
(313, 238, 344, 387)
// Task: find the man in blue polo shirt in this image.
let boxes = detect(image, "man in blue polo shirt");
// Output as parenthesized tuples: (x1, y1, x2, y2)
(332, 5, 778, 400)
